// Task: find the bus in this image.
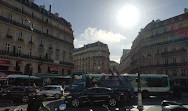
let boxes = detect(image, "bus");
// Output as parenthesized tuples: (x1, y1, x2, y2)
(122, 74, 170, 98)
(6, 75, 43, 86)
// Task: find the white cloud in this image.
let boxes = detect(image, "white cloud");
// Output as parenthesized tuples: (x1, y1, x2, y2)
(74, 27, 131, 63)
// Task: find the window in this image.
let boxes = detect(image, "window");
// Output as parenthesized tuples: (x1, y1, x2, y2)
(164, 37, 168, 42)
(173, 58, 176, 64)
(148, 42, 151, 46)
(181, 69, 186, 76)
(163, 28, 167, 33)
(178, 23, 183, 29)
(171, 26, 174, 31)
(180, 34, 184, 39)
(21, 18, 23, 25)
(40, 27, 43, 33)
(20, 7, 23, 13)
(165, 58, 168, 64)
(17, 46, 21, 56)
(173, 69, 177, 76)
(7, 28, 10, 35)
(8, 14, 12, 21)
(5, 44, 10, 54)
(40, 39, 43, 45)
(171, 36, 175, 41)
(19, 32, 22, 38)
(30, 35, 32, 42)
(31, 12, 33, 17)
(156, 39, 159, 44)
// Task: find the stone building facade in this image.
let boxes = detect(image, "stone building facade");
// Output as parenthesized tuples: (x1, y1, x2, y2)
(119, 10, 188, 85)
(73, 41, 110, 74)
(0, 0, 74, 76)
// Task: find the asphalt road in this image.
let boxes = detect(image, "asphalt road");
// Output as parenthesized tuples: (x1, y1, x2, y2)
(0, 93, 188, 111)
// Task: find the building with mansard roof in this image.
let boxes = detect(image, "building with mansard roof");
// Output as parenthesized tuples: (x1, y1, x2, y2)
(0, 0, 74, 76)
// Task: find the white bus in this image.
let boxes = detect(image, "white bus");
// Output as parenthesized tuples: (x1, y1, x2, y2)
(121, 74, 170, 98)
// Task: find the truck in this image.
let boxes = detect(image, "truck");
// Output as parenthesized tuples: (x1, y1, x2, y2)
(69, 67, 135, 102)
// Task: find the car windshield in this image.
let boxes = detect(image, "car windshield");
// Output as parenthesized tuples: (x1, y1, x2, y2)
(0, 0, 188, 111)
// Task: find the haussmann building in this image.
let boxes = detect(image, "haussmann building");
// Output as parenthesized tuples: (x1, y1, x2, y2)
(0, 0, 74, 76)
(119, 9, 188, 85)
(73, 41, 110, 74)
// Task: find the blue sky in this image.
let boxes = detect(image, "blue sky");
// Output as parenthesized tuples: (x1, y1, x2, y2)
(35, 0, 188, 63)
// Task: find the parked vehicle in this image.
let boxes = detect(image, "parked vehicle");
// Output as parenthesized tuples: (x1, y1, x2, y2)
(65, 87, 124, 107)
(40, 85, 64, 99)
(161, 100, 188, 111)
(0, 86, 36, 103)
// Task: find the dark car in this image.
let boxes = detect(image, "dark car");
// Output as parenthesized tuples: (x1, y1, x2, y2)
(65, 87, 124, 107)
(0, 86, 37, 103)
(161, 100, 188, 111)
(162, 105, 188, 111)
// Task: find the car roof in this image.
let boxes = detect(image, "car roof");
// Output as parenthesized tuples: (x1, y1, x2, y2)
(164, 105, 188, 110)
(44, 85, 62, 87)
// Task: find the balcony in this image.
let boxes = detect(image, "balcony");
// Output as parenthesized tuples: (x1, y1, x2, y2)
(29, 41, 33, 44)
(0, 0, 72, 32)
(161, 49, 187, 56)
(49, 47, 52, 50)
(6, 35, 12, 39)
(0, 15, 72, 46)
(143, 37, 188, 48)
(56, 49, 60, 52)
(18, 38, 24, 42)
(39, 44, 44, 47)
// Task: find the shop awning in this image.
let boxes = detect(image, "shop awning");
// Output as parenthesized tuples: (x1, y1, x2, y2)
(49, 66, 60, 71)
(39, 64, 43, 68)
(18, 61, 22, 66)
(0, 60, 11, 66)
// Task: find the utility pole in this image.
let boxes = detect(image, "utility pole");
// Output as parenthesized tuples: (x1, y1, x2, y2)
(137, 72, 143, 111)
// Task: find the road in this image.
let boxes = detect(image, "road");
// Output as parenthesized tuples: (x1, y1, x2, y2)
(0, 93, 188, 111)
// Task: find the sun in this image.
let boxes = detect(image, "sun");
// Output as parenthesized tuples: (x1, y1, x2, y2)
(117, 5, 140, 28)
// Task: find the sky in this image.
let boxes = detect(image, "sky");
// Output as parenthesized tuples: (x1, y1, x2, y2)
(35, 0, 188, 63)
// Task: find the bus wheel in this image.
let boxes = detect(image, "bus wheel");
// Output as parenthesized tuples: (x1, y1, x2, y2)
(142, 90, 149, 98)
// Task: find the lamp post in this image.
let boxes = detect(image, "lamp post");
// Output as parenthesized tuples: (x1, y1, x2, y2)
(26, 18, 33, 86)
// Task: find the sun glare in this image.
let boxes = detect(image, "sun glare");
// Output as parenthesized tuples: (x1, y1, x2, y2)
(117, 5, 140, 28)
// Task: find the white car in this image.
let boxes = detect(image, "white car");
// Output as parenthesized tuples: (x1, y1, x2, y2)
(40, 85, 64, 99)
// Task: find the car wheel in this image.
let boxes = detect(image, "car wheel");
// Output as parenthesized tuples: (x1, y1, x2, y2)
(72, 99, 80, 107)
(109, 98, 117, 107)
(142, 90, 149, 98)
(54, 94, 61, 99)
(22, 96, 30, 103)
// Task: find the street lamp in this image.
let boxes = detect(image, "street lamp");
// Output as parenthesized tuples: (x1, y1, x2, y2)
(25, 18, 33, 86)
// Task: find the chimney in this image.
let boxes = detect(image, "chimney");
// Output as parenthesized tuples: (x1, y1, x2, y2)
(54, 13, 59, 18)
(40, 5, 45, 9)
(184, 8, 188, 13)
(49, 5, 51, 13)
(28, 0, 34, 3)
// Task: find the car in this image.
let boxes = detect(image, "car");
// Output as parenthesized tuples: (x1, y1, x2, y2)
(162, 105, 188, 111)
(161, 100, 183, 108)
(161, 100, 188, 111)
(0, 86, 37, 103)
(64, 87, 124, 107)
(40, 85, 64, 99)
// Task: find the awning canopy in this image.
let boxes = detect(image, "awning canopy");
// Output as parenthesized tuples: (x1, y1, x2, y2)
(39, 64, 43, 68)
(0, 60, 11, 66)
(17, 61, 22, 66)
(49, 66, 60, 71)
